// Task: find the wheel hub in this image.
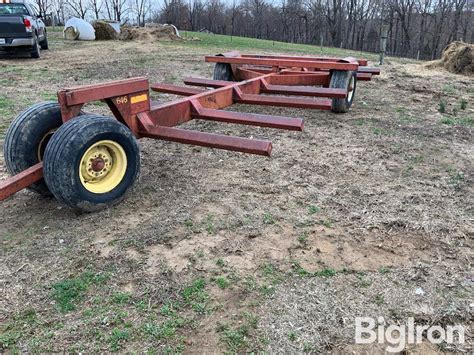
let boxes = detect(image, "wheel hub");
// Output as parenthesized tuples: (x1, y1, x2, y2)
(79, 140, 127, 194)
(91, 158, 105, 172)
(82, 147, 113, 179)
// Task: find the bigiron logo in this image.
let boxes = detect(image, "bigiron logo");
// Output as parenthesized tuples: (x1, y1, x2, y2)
(354, 316, 465, 352)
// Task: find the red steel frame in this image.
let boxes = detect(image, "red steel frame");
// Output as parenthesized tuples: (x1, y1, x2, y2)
(0, 51, 379, 202)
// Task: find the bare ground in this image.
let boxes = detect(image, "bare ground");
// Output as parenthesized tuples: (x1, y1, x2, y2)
(0, 33, 473, 353)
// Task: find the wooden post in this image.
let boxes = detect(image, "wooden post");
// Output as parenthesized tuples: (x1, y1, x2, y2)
(379, 25, 389, 65)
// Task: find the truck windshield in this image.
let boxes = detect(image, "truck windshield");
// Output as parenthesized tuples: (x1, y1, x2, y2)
(0, 4, 29, 15)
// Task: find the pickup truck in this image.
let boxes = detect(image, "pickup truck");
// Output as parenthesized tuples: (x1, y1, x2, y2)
(0, 0, 48, 58)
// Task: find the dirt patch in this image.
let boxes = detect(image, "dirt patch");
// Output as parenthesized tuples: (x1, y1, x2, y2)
(424, 41, 474, 76)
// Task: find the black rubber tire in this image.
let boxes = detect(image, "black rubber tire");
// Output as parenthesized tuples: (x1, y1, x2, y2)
(213, 63, 234, 81)
(40, 33, 49, 50)
(31, 36, 40, 59)
(43, 115, 140, 212)
(3, 101, 63, 196)
(329, 70, 357, 113)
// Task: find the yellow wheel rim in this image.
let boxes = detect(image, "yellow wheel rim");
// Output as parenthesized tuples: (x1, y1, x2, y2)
(79, 140, 127, 194)
(37, 128, 57, 161)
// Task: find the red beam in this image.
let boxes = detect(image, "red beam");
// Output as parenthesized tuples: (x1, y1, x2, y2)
(0, 163, 43, 201)
(205, 56, 359, 71)
(356, 73, 373, 81)
(236, 94, 332, 110)
(262, 84, 346, 98)
(267, 73, 329, 86)
(193, 107, 304, 131)
(151, 83, 205, 96)
(183, 77, 232, 88)
(358, 66, 380, 75)
(139, 123, 272, 156)
(148, 72, 276, 124)
(235, 67, 266, 80)
(240, 67, 274, 74)
(239, 68, 330, 76)
(241, 54, 368, 66)
(60, 77, 149, 106)
(185, 73, 332, 88)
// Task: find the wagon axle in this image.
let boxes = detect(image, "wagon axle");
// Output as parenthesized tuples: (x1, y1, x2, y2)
(0, 51, 379, 211)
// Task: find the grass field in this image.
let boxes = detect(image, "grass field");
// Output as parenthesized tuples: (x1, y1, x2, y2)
(0, 31, 472, 353)
(47, 26, 381, 59)
(183, 31, 381, 59)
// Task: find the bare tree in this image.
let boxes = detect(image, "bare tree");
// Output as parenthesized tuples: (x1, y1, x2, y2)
(52, 0, 66, 24)
(66, 0, 88, 19)
(188, 0, 205, 30)
(447, 0, 467, 42)
(104, 0, 128, 22)
(150, 0, 473, 60)
(89, 0, 103, 20)
(133, 0, 150, 25)
(34, 0, 50, 17)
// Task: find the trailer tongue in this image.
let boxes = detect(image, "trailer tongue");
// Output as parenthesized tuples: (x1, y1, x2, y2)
(0, 51, 379, 211)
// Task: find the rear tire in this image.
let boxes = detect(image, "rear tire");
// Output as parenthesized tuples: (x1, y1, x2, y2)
(43, 115, 140, 212)
(329, 70, 357, 113)
(213, 63, 233, 81)
(31, 36, 41, 59)
(40, 34, 49, 50)
(3, 101, 63, 196)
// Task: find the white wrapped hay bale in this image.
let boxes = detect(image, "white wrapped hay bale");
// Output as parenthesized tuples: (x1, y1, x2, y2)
(63, 17, 96, 41)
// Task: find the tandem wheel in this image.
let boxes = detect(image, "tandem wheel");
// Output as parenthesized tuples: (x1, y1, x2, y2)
(43, 115, 140, 212)
(3, 101, 63, 195)
(213, 63, 234, 81)
(329, 70, 357, 113)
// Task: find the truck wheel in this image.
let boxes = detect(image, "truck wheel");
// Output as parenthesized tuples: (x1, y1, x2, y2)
(43, 115, 140, 212)
(40, 34, 49, 50)
(31, 36, 41, 59)
(3, 101, 63, 196)
(329, 70, 357, 113)
(213, 63, 233, 81)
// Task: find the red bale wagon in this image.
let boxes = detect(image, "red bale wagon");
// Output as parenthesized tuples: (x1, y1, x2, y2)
(0, 52, 379, 212)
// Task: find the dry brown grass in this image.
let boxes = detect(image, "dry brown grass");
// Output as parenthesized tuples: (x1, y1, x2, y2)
(0, 32, 472, 353)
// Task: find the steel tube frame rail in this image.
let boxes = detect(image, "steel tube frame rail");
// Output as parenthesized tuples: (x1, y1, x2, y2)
(204, 51, 380, 82)
(1, 51, 380, 202)
(0, 72, 302, 200)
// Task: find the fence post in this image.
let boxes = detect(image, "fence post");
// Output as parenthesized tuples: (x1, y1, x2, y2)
(379, 25, 389, 65)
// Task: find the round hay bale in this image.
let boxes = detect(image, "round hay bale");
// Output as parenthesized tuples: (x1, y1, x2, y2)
(92, 20, 118, 40)
(64, 26, 79, 40)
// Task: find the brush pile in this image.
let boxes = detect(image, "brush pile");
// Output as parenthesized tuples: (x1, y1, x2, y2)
(120, 25, 183, 42)
(424, 41, 473, 76)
